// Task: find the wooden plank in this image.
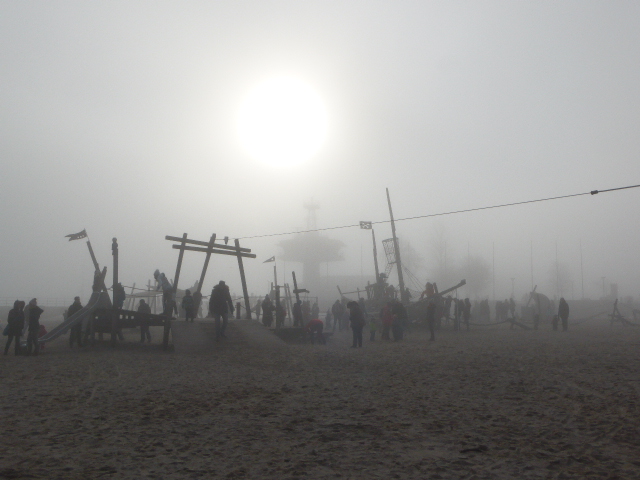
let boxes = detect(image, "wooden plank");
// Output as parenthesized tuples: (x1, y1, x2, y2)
(172, 244, 256, 258)
(166, 235, 251, 253)
(235, 239, 252, 319)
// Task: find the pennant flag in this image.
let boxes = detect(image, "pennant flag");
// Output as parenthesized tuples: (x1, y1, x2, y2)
(359, 221, 372, 229)
(65, 229, 87, 241)
(263, 256, 276, 263)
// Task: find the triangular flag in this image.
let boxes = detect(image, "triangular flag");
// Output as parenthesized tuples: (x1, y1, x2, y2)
(263, 256, 276, 263)
(65, 229, 87, 241)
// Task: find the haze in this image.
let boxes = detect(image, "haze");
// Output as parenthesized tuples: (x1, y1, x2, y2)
(2, 1, 639, 305)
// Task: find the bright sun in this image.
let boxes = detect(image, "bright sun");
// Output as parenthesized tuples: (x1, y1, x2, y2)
(237, 77, 328, 167)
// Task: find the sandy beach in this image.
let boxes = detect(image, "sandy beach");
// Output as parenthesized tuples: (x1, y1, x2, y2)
(1, 320, 639, 479)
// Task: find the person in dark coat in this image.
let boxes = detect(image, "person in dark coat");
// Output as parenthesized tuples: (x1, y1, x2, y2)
(181, 290, 196, 323)
(26, 298, 43, 356)
(209, 281, 234, 340)
(558, 297, 570, 332)
(261, 295, 274, 327)
(113, 283, 126, 310)
(390, 300, 407, 341)
(347, 301, 365, 348)
(292, 300, 303, 327)
(68, 296, 83, 348)
(4, 300, 25, 355)
(138, 299, 152, 343)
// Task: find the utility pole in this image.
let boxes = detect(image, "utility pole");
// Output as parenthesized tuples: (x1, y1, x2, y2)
(386, 188, 407, 303)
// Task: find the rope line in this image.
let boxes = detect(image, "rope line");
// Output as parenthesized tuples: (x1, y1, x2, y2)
(238, 183, 640, 240)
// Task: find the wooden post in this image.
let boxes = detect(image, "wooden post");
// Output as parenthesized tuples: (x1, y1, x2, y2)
(111, 237, 118, 347)
(87, 240, 110, 297)
(292, 271, 301, 304)
(386, 188, 407, 304)
(235, 239, 252, 320)
(371, 229, 380, 284)
(196, 234, 216, 295)
(173, 233, 188, 296)
(275, 285, 281, 329)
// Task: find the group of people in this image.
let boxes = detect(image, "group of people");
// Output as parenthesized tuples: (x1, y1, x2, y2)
(4, 298, 44, 356)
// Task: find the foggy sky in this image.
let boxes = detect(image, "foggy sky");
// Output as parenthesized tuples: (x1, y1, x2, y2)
(2, 1, 640, 305)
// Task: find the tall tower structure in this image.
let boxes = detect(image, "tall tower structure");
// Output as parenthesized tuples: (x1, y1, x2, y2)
(279, 201, 344, 298)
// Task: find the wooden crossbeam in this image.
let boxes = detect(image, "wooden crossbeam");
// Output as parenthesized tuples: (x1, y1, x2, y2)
(172, 244, 256, 259)
(165, 235, 251, 253)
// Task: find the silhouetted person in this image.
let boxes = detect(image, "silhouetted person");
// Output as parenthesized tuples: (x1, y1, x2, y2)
(138, 299, 152, 343)
(5, 300, 24, 355)
(26, 299, 43, 356)
(261, 295, 274, 327)
(154, 269, 173, 312)
(182, 290, 196, 322)
(348, 301, 365, 348)
(391, 300, 407, 341)
(558, 297, 569, 332)
(331, 300, 343, 333)
(68, 296, 83, 348)
(463, 298, 471, 331)
(311, 301, 320, 320)
(193, 290, 203, 318)
(113, 283, 126, 310)
(209, 281, 234, 340)
(293, 300, 303, 327)
(306, 318, 325, 344)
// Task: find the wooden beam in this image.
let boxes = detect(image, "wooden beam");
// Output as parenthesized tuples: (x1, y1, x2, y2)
(196, 234, 216, 294)
(165, 235, 251, 253)
(172, 244, 256, 258)
(235, 239, 252, 319)
(172, 233, 188, 296)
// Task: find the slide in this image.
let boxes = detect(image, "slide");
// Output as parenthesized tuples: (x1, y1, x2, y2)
(39, 291, 112, 343)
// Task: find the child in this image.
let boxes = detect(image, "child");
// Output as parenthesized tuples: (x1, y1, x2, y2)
(369, 316, 379, 341)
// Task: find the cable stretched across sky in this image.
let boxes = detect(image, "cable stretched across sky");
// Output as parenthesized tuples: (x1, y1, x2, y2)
(238, 183, 640, 240)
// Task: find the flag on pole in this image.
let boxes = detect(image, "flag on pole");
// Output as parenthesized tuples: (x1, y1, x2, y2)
(263, 256, 275, 263)
(65, 229, 87, 241)
(359, 221, 372, 229)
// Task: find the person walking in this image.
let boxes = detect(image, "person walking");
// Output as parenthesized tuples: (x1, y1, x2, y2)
(209, 281, 234, 340)
(26, 299, 43, 355)
(558, 297, 570, 332)
(347, 301, 365, 348)
(67, 296, 83, 347)
(4, 300, 25, 355)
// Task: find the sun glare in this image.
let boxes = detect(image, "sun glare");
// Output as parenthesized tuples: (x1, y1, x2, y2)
(237, 77, 328, 167)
